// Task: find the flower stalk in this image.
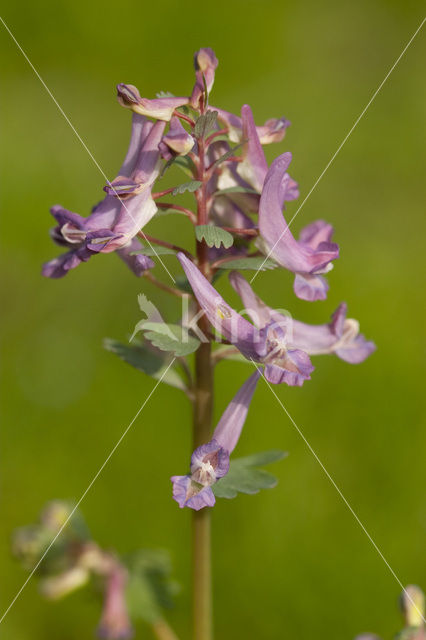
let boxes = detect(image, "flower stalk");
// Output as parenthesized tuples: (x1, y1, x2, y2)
(192, 124, 214, 640)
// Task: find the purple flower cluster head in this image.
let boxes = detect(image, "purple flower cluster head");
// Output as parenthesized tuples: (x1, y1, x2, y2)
(42, 47, 376, 513)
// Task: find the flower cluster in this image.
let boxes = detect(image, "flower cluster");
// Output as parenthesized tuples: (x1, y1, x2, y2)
(12, 501, 179, 640)
(42, 47, 376, 511)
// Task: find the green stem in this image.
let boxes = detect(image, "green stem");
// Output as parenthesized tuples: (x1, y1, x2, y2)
(192, 129, 214, 640)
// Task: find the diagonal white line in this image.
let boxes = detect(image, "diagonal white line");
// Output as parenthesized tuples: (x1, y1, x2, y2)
(0, 358, 176, 625)
(250, 16, 426, 282)
(251, 361, 426, 624)
(0, 15, 176, 283)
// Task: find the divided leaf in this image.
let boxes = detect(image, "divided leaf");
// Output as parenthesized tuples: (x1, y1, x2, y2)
(194, 110, 218, 139)
(211, 141, 246, 168)
(125, 549, 179, 625)
(195, 225, 234, 249)
(160, 155, 196, 179)
(213, 450, 287, 499)
(142, 322, 200, 357)
(172, 180, 202, 196)
(218, 256, 278, 271)
(156, 91, 175, 98)
(103, 339, 186, 391)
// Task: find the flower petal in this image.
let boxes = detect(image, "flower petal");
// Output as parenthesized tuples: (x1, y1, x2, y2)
(117, 83, 189, 121)
(177, 253, 260, 359)
(171, 476, 216, 510)
(212, 371, 260, 453)
(259, 154, 339, 288)
(190, 47, 218, 108)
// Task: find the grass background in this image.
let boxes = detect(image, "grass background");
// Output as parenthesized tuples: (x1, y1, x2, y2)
(0, 1, 425, 638)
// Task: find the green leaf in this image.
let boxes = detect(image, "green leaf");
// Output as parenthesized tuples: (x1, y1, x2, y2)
(213, 450, 287, 499)
(103, 339, 186, 391)
(211, 141, 245, 168)
(218, 256, 278, 271)
(156, 90, 175, 98)
(160, 154, 196, 179)
(195, 225, 234, 249)
(194, 110, 218, 139)
(131, 246, 176, 256)
(172, 180, 202, 196)
(125, 549, 179, 624)
(142, 323, 200, 357)
(214, 186, 258, 195)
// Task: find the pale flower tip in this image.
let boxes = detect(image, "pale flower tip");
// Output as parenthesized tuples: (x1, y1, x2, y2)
(116, 83, 141, 108)
(194, 47, 218, 72)
(400, 585, 425, 628)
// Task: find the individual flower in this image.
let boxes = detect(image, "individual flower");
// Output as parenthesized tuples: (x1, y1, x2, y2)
(171, 371, 260, 510)
(258, 153, 339, 301)
(159, 115, 194, 160)
(213, 106, 291, 144)
(97, 566, 133, 640)
(42, 115, 163, 278)
(190, 47, 219, 108)
(239, 103, 299, 198)
(177, 253, 314, 386)
(229, 271, 376, 364)
(117, 83, 188, 121)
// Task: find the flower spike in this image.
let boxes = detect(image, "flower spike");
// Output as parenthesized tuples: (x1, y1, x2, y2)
(171, 371, 260, 510)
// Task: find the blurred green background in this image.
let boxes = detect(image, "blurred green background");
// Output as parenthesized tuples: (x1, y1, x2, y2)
(1, 0, 425, 638)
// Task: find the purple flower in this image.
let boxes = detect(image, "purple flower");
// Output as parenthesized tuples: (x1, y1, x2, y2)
(177, 253, 314, 386)
(171, 371, 260, 510)
(159, 115, 194, 160)
(97, 567, 133, 640)
(214, 106, 291, 144)
(117, 83, 188, 121)
(42, 115, 163, 278)
(239, 104, 299, 198)
(229, 271, 376, 364)
(258, 154, 339, 301)
(116, 237, 155, 277)
(190, 47, 219, 108)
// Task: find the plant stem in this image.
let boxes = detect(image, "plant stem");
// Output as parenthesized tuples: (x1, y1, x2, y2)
(192, 130, 214, 640)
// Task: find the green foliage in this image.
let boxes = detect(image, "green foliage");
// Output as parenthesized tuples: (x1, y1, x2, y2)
(213, 450, 287, 499)
(125, 549, 179, 625)
(214, 186, 258, 195)
(155, 91, 175, 98)
(211, 141, 246, 168)
(195, 224, 234, 249)
(172, 180, 202, 196)
(160, 154, 196, 179)
(141, 323, 200, 357)
(194, 110, 218, 139)
(103, 339, 187, 391)
(218, 256, 278, 271)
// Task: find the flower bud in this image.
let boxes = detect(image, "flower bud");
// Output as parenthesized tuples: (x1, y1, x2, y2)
(160, 116, 194, 157)
(117, 84, 188, 121)
(400, 585, 425, 628)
